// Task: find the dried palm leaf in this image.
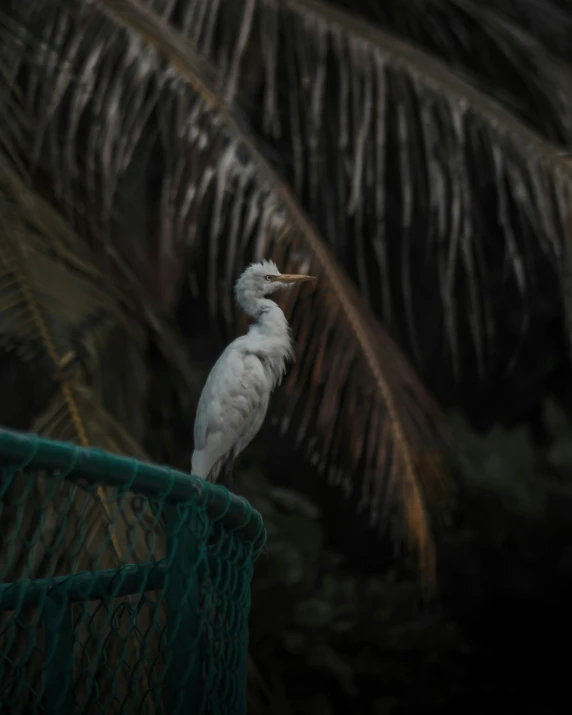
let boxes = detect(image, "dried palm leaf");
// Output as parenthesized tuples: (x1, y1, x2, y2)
(0, 125, 196, 447)
(0, 0, 454, 583)
(152, 0, 572, 380)
(475, 0, 572, 60)
(0, 154, 169, 712)
(6, 0, 572, 578)
(331, 0, 572, 144)
(0, 118, 265, 711)
(0, 147, 170, 541)
(0, 175, 131, 563)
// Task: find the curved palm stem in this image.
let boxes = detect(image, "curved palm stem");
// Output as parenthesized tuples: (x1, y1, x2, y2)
(2, 0, 451, 585)
(168, 0, 572, 377)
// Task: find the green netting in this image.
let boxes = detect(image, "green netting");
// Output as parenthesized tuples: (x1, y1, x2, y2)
(0, 428, 266, 715)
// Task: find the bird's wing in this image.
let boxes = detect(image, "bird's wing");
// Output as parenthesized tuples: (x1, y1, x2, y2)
(192, 344, 270, 480)
(232, 397, 269, 457)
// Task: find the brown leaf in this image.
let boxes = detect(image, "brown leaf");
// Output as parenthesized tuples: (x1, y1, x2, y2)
(1, 0, 452, 584)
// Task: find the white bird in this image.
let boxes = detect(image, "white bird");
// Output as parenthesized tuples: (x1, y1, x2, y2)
(191, 259, 316, 487)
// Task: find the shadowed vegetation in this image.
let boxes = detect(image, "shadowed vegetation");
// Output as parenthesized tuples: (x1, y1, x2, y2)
(1, 0, 572, 712)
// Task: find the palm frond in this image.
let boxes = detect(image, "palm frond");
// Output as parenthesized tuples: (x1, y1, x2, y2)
(0, 155, 167, 713)
(1, 0, 450, 582)
(32, 383, 165, 563)
(154, 0, 572, 380)
(331, 0, 572, 144)
(33, 383, 147, 460)
(0, 155, 158, 562)
(0, 179, 116, 560)
(476, 0, 572, 60)
(0, 100, 197, 444)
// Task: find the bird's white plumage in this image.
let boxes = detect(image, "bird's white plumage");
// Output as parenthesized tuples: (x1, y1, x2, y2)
(191, 260, 312, 485)
(191, 346, 271, 481)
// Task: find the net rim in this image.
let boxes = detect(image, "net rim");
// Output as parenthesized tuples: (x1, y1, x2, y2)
(0, 428, 266, 550)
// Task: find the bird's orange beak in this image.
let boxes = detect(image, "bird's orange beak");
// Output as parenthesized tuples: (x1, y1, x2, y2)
(277, 274, 317, 283)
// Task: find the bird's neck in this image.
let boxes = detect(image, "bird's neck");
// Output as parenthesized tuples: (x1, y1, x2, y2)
(248, 297, 288, 332)
(238, 292, 279, 323)
(242, 298, 294, 385)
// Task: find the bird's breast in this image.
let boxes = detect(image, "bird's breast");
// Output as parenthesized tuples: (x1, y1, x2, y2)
(247, 350, 288, 391)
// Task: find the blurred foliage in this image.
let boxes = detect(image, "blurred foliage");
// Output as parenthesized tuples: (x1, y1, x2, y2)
(235, 399, 572, 714)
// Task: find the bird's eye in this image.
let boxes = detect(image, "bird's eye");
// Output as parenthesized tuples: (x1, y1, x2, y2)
(265, 275, 273, 282)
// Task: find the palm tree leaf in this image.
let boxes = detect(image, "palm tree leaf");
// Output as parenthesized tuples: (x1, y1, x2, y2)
(0, 155, 168, 712)
(330, 0, 572, 145)
(0, 155, 149, 423)
(153, 0, 572, 379)
(476, 0, 572, 61)
(0, 155, 156, 561)
(1, 0, 450, 582)
(0, 85, 200, 439)
(108, 0, 451, 576)
(32, 383, 164, 559)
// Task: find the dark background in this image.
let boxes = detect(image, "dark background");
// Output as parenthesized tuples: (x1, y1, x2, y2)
(3, 1, 572, 713)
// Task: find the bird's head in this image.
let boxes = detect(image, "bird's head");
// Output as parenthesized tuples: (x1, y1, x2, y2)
(235, 259, 316, 302)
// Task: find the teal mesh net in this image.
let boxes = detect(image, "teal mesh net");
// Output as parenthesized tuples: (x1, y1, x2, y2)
(0, 428, 266, 715)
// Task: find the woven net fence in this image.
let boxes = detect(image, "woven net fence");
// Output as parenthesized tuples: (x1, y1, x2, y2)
(0, 428, 266, 715)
